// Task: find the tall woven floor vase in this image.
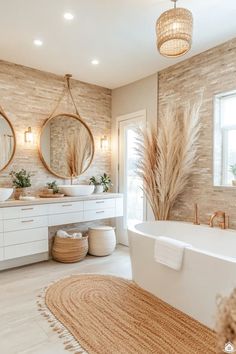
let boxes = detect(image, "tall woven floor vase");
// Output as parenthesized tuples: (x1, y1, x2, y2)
(88, 226, 116, 256)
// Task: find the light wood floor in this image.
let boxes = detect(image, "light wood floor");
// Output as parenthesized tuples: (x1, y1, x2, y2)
(0, 245, 131, 354)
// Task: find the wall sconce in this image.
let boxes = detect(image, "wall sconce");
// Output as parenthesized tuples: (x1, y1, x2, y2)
(100, 135, 109, 150)
(24, 127, 34, 143)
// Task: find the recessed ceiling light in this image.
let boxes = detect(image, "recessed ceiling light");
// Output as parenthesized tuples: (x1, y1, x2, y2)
(64, 12, 74, 20)
(33, 39, 43, 46)
(91, 59, 99, 65)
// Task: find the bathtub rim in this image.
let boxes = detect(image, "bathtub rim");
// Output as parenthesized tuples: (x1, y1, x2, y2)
(128, 220, 236, 263)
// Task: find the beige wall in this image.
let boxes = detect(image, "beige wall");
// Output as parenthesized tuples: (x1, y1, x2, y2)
(0, 60, 111, 191)
(111, 73, 158, 187)
(159, 38, 236, 228)
(112, 73, 158, 126)
(111, 74, 158, 223)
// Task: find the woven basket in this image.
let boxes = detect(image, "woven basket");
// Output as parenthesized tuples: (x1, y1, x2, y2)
(52, 235, 88, 263)
(88, 226, 116, 256)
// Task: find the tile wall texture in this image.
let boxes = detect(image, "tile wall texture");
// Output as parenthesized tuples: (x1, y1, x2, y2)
(158, 38, 236, 228)
(0, 60, 111, 191)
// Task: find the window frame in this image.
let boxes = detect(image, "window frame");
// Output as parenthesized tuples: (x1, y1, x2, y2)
(214, 90, 236, 187)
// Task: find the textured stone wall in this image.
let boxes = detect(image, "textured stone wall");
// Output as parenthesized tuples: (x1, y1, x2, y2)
(158, 38, 236, 229)
(0, 60, 111, 191)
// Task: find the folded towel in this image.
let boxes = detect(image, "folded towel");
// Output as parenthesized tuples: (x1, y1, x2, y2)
(154, 236, 192, 271)
(56, 230, 70, 238)
(71, 232, 82, 239)
(56, 230, 83, 239)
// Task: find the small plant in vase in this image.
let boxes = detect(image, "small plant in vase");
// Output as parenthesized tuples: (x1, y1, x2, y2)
(46, 181, 59, 194)
(100, 173, 112, 192)
(89, 173, 112, 193)
(10, 169, 33, 200)
(89, 176, 103, 193)
(230, 164, 236, 186)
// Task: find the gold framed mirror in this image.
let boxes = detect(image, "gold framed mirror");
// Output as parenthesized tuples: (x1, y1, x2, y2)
(39, 113, 95, 179)
(0, 106, 16, 173)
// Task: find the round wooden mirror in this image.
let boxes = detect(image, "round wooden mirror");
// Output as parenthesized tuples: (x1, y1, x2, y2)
(39, 113, 94, 179)
(0, 109, 16, 173)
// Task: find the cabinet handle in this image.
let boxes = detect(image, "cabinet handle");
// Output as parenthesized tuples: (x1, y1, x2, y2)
(21, 207, 34, 211)
(62, 204, 72, 207)
(21, 219, 34, 223)
(96, 201, 104, 204)
(96, 211, 104, 214)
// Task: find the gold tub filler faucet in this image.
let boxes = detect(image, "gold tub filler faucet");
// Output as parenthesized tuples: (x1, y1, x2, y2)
(209, 211, 229, 229)
(193, 203, 200, 225)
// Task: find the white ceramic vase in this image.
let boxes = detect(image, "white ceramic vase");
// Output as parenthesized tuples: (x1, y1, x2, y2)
(94, 185, 104, 194)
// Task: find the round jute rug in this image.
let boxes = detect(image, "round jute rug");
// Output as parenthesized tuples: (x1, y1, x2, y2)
(38, 274, 216, 354)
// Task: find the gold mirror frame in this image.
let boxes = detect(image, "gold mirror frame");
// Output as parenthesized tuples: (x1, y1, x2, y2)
(39, 113, 95, 179)
(0, 106, 16, 173)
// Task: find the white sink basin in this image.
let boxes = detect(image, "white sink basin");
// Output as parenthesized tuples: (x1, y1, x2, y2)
(58, 185, 95, 197)
(0, 188, 13, 202)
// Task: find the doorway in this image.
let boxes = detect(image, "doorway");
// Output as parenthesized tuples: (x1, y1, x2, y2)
(118, 111, 147, 245)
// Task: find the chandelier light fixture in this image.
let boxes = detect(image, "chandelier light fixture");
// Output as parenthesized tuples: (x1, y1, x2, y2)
(156, 0, 193, 58)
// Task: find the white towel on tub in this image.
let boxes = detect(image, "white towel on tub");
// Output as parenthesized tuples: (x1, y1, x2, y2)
(154, 236, 192, 271)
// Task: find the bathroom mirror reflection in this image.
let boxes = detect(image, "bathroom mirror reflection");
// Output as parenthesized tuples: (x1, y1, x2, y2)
(39, 113, 94, 179)
(0, 111, 15, 173)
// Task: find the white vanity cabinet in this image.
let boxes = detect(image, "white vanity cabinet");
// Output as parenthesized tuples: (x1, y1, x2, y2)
(48, 198, 122, 227)
(0, 194, 123, 268)
(3, 204, 49, 260)
(0, 210, 3, 261)
(48, 201, 84, 226)
(84, 198, 116, 222)
(3, 204, 49, 219)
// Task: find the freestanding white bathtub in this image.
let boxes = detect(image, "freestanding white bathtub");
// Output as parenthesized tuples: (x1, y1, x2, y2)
(128, 221, 236, 329)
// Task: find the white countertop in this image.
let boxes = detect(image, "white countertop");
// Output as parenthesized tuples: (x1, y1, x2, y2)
(0, 193, 123, 208)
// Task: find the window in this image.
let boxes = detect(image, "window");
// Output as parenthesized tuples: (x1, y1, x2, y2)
(214, 91, 236, 186)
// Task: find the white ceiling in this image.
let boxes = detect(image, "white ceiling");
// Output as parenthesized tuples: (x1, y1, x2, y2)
(0, 0, 236, 89)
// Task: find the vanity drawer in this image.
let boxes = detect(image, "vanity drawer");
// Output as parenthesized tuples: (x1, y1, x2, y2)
(4, 216, 48, 232)
(4, 240, 48, 260)
(84, 208, 116, 221)
(3, 204, 49, 220)
(0, 247, 3, 261)
(49, 201, 84, 215)
(0, 220, 3, 233)
(4, 227, 48, 246)
(48, 211, 84, 227)
(0, 209, 3, 220)
(84, 199, 115, 211)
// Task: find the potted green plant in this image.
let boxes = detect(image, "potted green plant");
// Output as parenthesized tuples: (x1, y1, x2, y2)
(46, 181, 59, 194)
(89, 176, 103, 194)
(100, 173, 112, 192)
(230, 164, 236, 186)
(10, 169, 33, 200)
(89, 173, 112, 193)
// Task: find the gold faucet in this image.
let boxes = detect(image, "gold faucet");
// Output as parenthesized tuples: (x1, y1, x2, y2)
(193, 203, 200, 225)
(209, 211, 229, 229)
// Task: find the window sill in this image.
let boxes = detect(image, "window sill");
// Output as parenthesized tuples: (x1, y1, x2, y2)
(213, 184, 236, 189)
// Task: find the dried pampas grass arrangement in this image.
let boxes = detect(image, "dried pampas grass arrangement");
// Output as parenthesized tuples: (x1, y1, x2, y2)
(216, 289, 236, 353)
(67, 129, 92, 177)
(136, 100, 201, 220)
